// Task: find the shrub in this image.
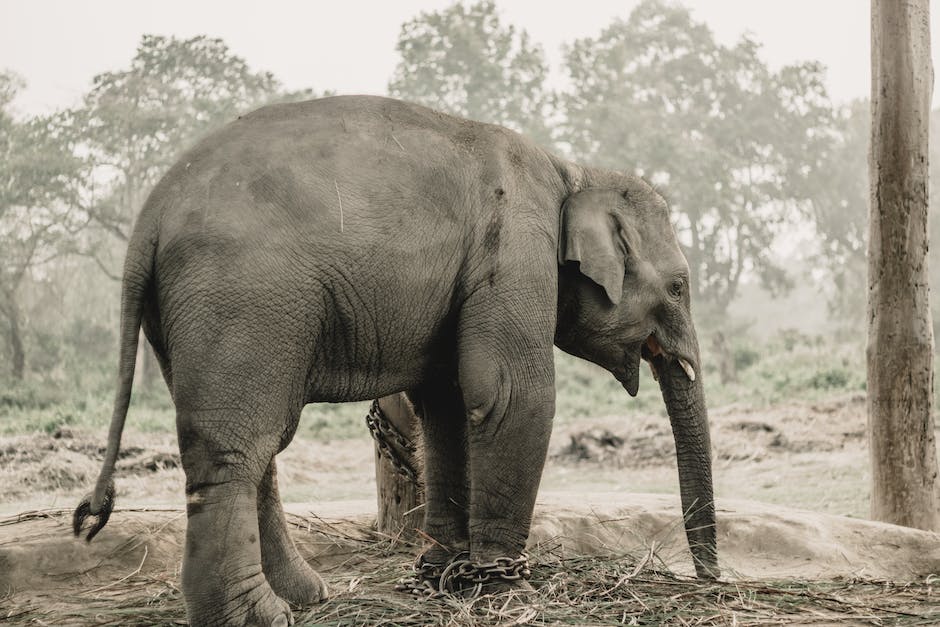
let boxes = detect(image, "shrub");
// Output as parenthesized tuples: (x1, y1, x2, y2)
(807, 368, 851, 390)
(733, 344, 761, 372)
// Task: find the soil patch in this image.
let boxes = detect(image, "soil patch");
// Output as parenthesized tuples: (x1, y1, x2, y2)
(551, 393, 870, 467)
(2, 495, 939, 625)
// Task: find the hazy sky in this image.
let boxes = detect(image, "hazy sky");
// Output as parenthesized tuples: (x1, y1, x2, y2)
(0, 1, 931, 116)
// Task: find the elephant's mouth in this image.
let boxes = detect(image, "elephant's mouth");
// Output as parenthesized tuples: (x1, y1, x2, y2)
(617, 335, 697, 397)
(641, 335, 696, 383)
(617, 342, 644, 397)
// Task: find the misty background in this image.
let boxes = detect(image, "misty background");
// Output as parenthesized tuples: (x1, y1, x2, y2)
(0, 0, 932, 433)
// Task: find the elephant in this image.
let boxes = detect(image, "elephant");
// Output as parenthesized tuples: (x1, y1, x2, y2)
(73, 95, 717, 625)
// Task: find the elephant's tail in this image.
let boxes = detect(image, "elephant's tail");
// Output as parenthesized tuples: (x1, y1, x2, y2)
(73, 208, 159, 542)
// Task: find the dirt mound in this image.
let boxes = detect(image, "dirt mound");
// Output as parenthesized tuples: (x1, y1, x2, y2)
(2, 495, 939, 624)
(0, 430, 186, 510)
(552, 394, 869, 467)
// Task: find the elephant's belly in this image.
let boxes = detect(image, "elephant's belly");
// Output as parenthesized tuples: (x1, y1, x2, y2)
(302, 289, 458, 403)
(303, 340, 451, 403)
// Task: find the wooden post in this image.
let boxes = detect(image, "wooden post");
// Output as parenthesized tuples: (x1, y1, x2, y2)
(373, 394, 424, 537)
(868, 0, 940, 530)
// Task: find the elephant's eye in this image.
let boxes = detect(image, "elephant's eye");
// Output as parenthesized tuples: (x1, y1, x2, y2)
(670, 279, 684, 298)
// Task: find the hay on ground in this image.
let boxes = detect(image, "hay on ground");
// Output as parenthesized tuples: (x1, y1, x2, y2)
(2, 508, 938, 626)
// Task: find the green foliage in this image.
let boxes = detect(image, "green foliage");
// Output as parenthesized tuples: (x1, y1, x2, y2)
(0, 8, 923, 447)
(776, 328, 817, 352)
(298, 402, 372, 441)
(806, 368, 851, 390)
(729, 341, 866, 406)
(0, 369, 175, 436)
(0, 380, 69, 412)
(554, 349, 665, 423)
(804, 100, 869, 327)
(732, 344, 760, 372)
(76, 35, 304, 247)
(0, 72, 89, 379)
(0, 37, 319, 380)
(811, 103, 940, 339)
(558, 0, 836, 312)
(388, 0, 553, 145)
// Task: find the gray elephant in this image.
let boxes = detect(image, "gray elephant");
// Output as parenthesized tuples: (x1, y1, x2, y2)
(73, 95, 717, 625)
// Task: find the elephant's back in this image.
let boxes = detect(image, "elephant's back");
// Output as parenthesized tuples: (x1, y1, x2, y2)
(145, 95, 523, 314)
(144, 97, 478, 389)
(148, 96, 501, 253)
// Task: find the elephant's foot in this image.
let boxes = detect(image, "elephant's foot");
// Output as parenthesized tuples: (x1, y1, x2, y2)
(264, 554, 328, 607)
(256, 460, 329, 607)
(420, 540, 469, 566)
(186, 573, 294, 627)
(447, 574, 536, 602)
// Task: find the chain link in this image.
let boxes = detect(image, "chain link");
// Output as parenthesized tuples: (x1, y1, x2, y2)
(395, 551, 531, 598)
(365, 399, 420, 484)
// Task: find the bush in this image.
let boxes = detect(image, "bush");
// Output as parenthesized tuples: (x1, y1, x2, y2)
(732, 344, 761, 372)
(41, 409, 76, 434)
(776, 328, 816, 352)
(807, 368, 851, 390)
(0, 381, 69, 411)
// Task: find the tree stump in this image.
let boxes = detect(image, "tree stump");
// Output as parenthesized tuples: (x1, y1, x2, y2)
(371, 394, 424, 538)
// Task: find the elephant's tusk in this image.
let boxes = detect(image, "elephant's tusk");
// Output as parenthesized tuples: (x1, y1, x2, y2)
(678, 357, 696, 382)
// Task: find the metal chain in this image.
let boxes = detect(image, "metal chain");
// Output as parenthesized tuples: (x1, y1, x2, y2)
(395, 554, 448, 598)
(396, 551, 531, 599)
(365, 400, 420, 484)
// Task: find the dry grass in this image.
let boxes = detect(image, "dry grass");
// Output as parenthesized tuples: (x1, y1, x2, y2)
(4, 510, 937, 626)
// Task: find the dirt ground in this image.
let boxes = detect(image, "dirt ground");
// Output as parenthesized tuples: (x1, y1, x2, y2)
(1, 392, 873, 515)
(2, 393, 940, 624)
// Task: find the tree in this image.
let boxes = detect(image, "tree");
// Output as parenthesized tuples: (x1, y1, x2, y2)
(558, 0, 835, 313)
(0, 72, 87, 378)
(71, 35, 313, 384)
(388, 0, 553, 145)
(867, 0, 940, 531)
(76, 35, 300, 257)
(804, 100, 869, 327)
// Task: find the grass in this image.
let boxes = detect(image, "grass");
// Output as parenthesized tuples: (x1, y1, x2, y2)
(0, 332, 916, 442)
(0, 385, 176, 436)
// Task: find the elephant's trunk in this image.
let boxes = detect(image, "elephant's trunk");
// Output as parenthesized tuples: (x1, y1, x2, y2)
(656, 345, 719, 579)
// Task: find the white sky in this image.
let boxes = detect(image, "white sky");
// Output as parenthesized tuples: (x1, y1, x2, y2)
(0, 0, 919, 117)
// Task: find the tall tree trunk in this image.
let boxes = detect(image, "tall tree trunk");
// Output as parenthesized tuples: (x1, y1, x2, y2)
(687, 220, 703, 302)
(8, 296, 25, 380)
(868, 0, 940, 530)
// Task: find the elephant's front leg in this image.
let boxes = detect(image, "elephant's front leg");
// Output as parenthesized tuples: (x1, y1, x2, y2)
(459, 334, 555, 592)
(258, 459, 328, 606)
(410, 382, 470, 564)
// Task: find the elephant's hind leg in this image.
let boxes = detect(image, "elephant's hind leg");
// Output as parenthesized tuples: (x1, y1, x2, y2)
(258, 459, 328, 606)
(175, 371, 299, 626)
(410, 382, 470, 563)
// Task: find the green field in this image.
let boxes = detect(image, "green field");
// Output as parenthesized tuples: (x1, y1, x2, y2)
(0, 332, 877, 440)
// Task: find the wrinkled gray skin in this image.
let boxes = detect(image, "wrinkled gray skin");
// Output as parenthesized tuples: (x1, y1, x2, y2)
(73, 95, 717, 626)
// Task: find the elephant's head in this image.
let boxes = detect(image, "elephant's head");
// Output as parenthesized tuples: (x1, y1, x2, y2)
(554, 179, 719, 579)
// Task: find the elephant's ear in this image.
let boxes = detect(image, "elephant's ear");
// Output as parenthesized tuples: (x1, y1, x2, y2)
(558, 189, 626, 305)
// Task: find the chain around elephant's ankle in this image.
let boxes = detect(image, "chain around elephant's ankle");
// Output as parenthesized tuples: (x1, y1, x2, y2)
(395, 553, 450, 597)
(395, 551, 531, 598)
(438, 553, 531, 591)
